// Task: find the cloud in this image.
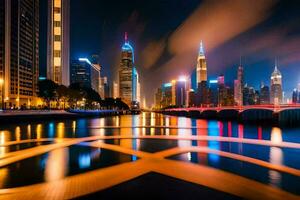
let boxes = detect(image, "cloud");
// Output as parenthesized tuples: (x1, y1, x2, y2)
(143, 0, 278, 105)
(140, 37, 166, 69)
(168, 0, 277, 55)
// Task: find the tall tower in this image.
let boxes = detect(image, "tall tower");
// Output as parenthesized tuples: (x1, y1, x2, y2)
(119, 32, 134, 105)
(270, 61, 283, 105)
(47, 0, 70, 86)
(235, 59, 244, 106)
(196, 41, 207, 84)
(0, 0, 39, 108)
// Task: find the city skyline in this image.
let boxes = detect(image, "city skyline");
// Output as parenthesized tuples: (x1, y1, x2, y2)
(1, 1, 300, 199)
(37, 0, 300, 106)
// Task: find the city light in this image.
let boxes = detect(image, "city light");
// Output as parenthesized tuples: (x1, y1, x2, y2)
(178, 76, 187, 82)
(79, 58, 92, 65)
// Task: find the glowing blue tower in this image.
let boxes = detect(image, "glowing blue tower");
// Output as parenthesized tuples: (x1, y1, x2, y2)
(119, 32, 139, 105)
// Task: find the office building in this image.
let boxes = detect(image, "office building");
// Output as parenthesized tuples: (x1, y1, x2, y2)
(196, 41, 207, 84)
(71, 58, 101, 94)
(47, 0, 70, 86)
(0, 0, 40, 108)
(175, 79, 187, 107)
(270, 62, 283, 105)
(260, 83, 270, 104)
(119, 32, 141, 105)
(209, 80, 218, 107)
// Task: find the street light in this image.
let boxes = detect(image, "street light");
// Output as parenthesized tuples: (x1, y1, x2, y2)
(0, 78, 3, 110)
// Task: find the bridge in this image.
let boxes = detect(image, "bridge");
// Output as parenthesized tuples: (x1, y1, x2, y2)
(159, 104, 300, 126)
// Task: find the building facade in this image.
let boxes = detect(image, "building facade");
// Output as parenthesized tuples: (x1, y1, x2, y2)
(0, 0, 40, 108)
(119, 33, 134, 105)
(236, 64, 244, 106)
(47, 0, 70, 86)
(113, 81, 119, 99)
(270, 64, 283, 105)
(70, 58, 101, 95)
(260, 84, 270, 104)
(175, 80, 187, 107)
(196, 41, 207, 84)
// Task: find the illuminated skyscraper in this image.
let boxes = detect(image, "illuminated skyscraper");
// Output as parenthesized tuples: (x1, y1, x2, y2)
(270, 62, 283, 105)
(47, 0, 70, 86)
(70, 58, 100, 94)
(196, 41, 207, 84)
(175, 80, 187, 107)
(119, 32, 134, 105)
(235, 61, 244, 106)
(0, 0, 39, 108)
(119, 33, 141, 105)
(161, 82, 173, 107)
(113, 81, 119, 98)
(154, 88, 162, 108)
(260, 83, 270, 104)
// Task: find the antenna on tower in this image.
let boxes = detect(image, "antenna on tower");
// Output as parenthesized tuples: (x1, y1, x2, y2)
(124, 32, 128, 43)
(199, 40, 204, 55)
(275, 57, 278, 71)
(239, 54, 242, 66)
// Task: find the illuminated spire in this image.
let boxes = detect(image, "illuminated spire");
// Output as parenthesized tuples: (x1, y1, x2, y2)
(199, 40, 205, 55)
(125, 32, 128, 43)
(274, 58, 278, 71)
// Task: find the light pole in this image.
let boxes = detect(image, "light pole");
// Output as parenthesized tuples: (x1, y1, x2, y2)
(0, 78, 3, 110)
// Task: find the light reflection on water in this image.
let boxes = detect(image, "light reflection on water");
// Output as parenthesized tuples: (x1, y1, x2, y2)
(0, 113, 299, 192)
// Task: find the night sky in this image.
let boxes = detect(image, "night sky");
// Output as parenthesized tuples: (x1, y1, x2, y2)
(39, 0, 300, 106)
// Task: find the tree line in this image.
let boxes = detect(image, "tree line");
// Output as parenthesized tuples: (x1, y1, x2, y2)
(38, 80, 129, 110)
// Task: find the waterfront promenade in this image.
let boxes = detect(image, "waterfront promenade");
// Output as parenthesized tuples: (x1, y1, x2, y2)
(0, 110, 119, 123)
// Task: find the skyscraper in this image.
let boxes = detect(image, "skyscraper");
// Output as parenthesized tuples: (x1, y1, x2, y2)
(47, 0, 70, 86)
(0, 0, 39, 108)
(154, 88, 162, 109)
(175, 80, 187, 107)
(113, 81, 119, 98)
(161, 82, 173, 108)
(260, 83, 270, 104)
(209, 80, 218, 107)
(235, 62, 244, 106)
(292, 89, 298, 104)
(119, 32, 134, 105)
(270, 62, 283, 105)
(70, 58, 101, 95)
(196, 41, 207, 84)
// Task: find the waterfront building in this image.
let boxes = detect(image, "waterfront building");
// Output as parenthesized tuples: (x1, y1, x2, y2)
(217, 75, 226, 106)
(270, 62, 283, 105)
(188, 89, 196, 107)
(71, 58, 101, 94)
(260, 84, 270, 104)
(100, 77, 110, 98)
(154, 88, 162, 109)
(47, 0, 70, 86)
(234, 80, 240, 106)
(195, 41, 209, 106)
(161, 82, 173, 108)
(196, 41, 207, 84)
(233, 61, 244, 106)
(292, 89, 298, 104)
(0, 0, 40, 108)
(113, 81, 119, 98)
(132, 67, 141, 102)
(196, 81, 209, 106)
(243, 85, 256, 105)
(209, 80, 218, 107)
(119, 33, 140, 105)
(175, 79, 187, 107)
